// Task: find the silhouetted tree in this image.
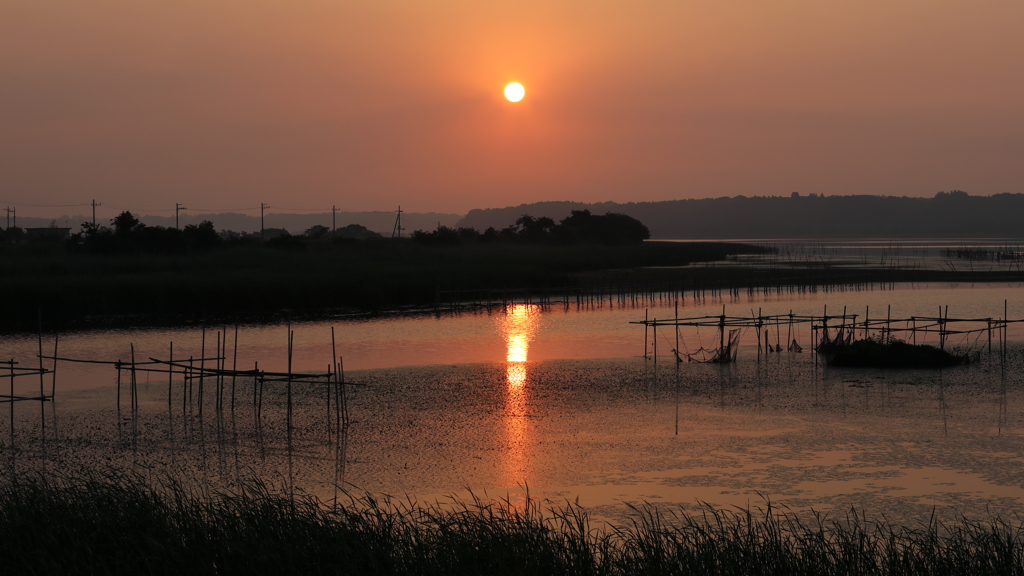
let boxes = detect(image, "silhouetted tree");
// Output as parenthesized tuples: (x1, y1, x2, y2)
(182, 221, 221, 250)
(554, 210, 649, 244)
(304, 225, 330, 240)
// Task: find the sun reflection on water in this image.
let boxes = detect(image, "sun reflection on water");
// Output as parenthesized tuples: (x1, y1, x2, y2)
(499, 304, 539, 487)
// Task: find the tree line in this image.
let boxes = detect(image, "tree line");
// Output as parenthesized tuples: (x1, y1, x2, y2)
(1, 209, 649, 254)
(411, 210, 650, 246)
(458, 191, 1024, 239)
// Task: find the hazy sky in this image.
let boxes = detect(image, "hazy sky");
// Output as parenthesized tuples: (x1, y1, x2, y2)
(3, 0, 1023, 217)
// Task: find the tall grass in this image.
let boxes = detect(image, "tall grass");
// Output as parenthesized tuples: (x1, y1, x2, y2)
(0, 472, 1021, 575)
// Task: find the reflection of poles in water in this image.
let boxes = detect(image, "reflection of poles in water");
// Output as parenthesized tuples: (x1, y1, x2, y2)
(215, 387, 226, 477)
(673, 360, 680, 436)
(339, 357, 348, 429)
(332, 421, 349, 506)
(938, 370, 948, 437)
(999, 358, 1007, 435)
(254, 364, 266, 460)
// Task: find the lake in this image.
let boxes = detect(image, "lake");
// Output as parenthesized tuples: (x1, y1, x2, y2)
(2, 280, 1023, 525)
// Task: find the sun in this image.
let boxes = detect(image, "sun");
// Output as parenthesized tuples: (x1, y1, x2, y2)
(504, 82, 525, 102)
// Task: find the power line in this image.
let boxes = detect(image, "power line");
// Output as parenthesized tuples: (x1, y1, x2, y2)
(0, 201, 90, 208)
(175, 203, 187, 230)
(391, 206, 403, 238)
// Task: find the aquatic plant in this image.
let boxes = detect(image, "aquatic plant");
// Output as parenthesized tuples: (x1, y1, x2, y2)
(827, 338, 968, 369)
(0, 472, 1021, 575)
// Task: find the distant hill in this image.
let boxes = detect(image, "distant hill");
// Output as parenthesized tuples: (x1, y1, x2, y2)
(456, 192, 1024, 239)
(16, 211, 463, 237)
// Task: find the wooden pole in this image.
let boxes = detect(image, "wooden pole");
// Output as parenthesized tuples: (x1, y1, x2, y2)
(130, 344, 136, 419)
(331, 327, 338, 436)
(37, 309, 45, 436)
(199, 327, 206, 418)
(340, 356, 347, 428)
(9, 361, 14, 442)
(287, 330, 293, 435)
(644, 309, 649, 359)
(255, 361, 263, 422)
(939, 306, 944, 351)
(787, 310, 793, 351)
(231, 325, 238, 412)
(215, 331, 221, 412)
(719, 305, 725, 355)
(50, 335, 58, 398)
(168, 342, 173, 410)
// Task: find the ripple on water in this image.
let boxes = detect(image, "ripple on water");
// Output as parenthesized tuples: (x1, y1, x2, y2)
(2, 350, 1023, 525)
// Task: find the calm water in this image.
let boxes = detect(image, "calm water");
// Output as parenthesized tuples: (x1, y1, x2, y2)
(2, 281, 1024, 523)
(4, 282, 1024, 391)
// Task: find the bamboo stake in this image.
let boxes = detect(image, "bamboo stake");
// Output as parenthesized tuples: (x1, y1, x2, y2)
(9, 361, 14, 443)
(168, 342, 173, 410)
(231, 325, 238, 413)
(199, 327, 206, 418)
(215, 331, 221, 412)
(37, 310, 45, 437)
(331, 327, 337, 437)
(50, 335, 58, 398)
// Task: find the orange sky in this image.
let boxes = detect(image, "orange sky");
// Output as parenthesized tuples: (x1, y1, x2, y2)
(3, 0, 1023, 217)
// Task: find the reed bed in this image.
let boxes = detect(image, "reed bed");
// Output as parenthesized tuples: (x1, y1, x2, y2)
(0, 241, 768, 333)
(1, 472, 1021, 575)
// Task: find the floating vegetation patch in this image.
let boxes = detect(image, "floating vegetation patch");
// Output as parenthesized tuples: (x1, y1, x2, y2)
(827, 338, 971, 369)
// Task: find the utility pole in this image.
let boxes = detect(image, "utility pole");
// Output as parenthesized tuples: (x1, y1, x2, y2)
(175, 203, 187, 230)
(391, 205, 403, 238)
(332, 205, 338, 236)
(3, 207, 11, 230)
(91, 199, 101, 226)
(261, 203, 269, 240)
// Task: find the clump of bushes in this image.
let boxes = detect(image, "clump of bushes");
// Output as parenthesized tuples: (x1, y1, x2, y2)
(828, 338, 969, 368)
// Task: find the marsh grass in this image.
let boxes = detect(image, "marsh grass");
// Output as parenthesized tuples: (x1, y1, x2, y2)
(0, 241, 768, 332)
(1, 472, 1022, 575)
